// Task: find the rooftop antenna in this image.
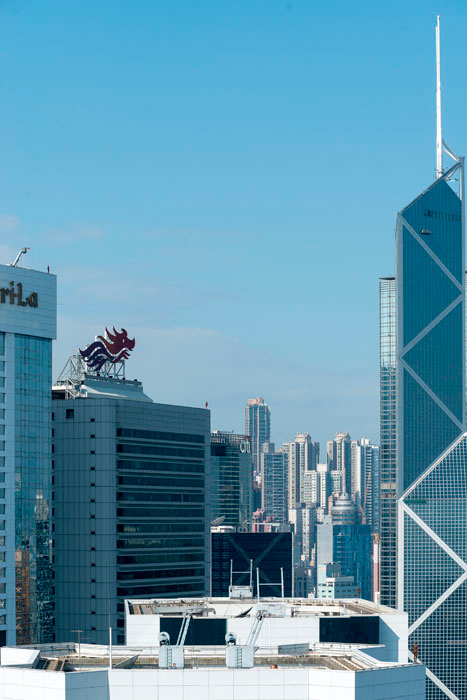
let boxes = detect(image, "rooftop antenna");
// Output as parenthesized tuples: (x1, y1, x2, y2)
(436, 14, 443, 179)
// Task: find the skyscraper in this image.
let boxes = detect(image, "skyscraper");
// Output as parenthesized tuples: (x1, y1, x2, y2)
(284, 432, 319, 507)
(52, 337, 211, 644)
(245, 397, 270, 475)
(395, 159, 466, 699)
(388, 19, 467, 695)
(315, 495, 372, 601)
(260, 443, 288, 526)
(0, 262, 56, 646)
(379, 276, 397, 608)
(210, 431, 252, 530)
(350, 439, 380, 532)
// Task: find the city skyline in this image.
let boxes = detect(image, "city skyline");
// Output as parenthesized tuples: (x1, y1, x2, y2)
(1, 3, 465, 447)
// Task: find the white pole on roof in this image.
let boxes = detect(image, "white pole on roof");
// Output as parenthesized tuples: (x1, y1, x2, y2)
(436, 14, 443, 179)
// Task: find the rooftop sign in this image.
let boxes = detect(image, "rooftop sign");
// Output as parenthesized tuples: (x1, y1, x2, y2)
(80, 327, 135, 372)
(0, 281, 38, 307)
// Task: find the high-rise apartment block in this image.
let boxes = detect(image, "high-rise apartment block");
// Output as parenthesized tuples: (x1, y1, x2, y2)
(52, 344, 211, 645)
(327, 432, 351, 495)
(210, 431, 252, 530)
(245, 397, 270, 475)
(0, 263, 56, 646)
(284, 432, 319, 507)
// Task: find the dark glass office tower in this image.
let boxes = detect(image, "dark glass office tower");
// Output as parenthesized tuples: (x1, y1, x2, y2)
(395, 161, 467, 699)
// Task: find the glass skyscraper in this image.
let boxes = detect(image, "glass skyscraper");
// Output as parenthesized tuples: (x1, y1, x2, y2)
(379, 276, 396, 608)
(0, 263, 57, 645)
(210, 431, 252, 530)
(389, 160, 467, 699)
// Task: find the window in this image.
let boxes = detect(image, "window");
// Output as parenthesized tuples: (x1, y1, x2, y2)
(90, 450, 95, 455)
(90, 434, 96, 439)
(66, 409, 74, 420)
(90, 418, 95, 423)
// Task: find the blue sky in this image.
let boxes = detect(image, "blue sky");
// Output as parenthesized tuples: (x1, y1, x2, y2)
(1, 0, 466, 449)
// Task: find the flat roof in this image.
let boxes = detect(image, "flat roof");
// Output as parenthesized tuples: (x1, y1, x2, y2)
(125, 596, 401, 617)
(2, 643, 404, 674)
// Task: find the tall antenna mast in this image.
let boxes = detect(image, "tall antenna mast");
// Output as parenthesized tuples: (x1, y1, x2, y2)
(436, 14, 443, 179)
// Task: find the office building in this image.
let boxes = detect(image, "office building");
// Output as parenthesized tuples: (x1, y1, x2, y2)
(245, 397, 270, 476)
(210, 431, 252, 530)
(316, 495, 372, 601)
(260, 442, 288, 525)
(351, 439, 380, 532)
(0, 261, 57, 646)
(394, 151, 467, 698)
(327, 432, 351, 495)
(379, 275, 397, 608)
(1, 596, 425, 700)
(52, 337, 211, 645)
(211, 530, 292, 597)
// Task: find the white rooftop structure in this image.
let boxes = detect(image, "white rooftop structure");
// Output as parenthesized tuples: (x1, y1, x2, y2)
(0, 639, 425, 700)
(125, 596, 409, 665)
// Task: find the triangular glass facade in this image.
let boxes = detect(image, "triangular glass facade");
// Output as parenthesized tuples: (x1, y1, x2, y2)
(404, 302, 463, 420)
(396, 168, 466, 700)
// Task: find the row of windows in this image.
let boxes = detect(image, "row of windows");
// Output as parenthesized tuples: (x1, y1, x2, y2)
(117, 474, 204, 489)
(117, 492, 204, 504)
(117, 522, 204, 534)
(117, 566, 205, 581)
(117, 536, 204, 549)
(117, 506, 204, 519)
(117, 551, 204, 566)
(117, 459, 204, 474)
(117, 428, 204, 444)
(117, 580, 204, 597)
(424, 208, 461, 222)
(117, 443, 204, 459)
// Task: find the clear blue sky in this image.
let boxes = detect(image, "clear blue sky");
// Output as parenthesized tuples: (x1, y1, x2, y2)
(1, 0, 465, 449)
